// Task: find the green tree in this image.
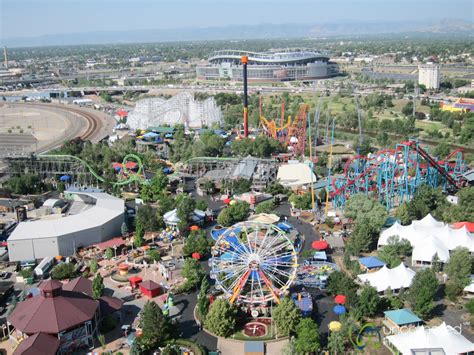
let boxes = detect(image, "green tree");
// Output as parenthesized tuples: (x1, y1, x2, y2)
(289, 192, 313, 210)
(161, 344, 180, 355)
(255, 199, 276, 214)
(406, 184, 448, 222)
(204, 299, 237, 337)
(140, 171, 168, 202)
(176, 194, 196, 232)
(136, 204, 160, 232)
(445, 247, 472, 292)
(196, 199, 208, 211)
(138, 301, 170, 350)
(327, 271, 359, 308)
(327, 330, 346, 354)
(265, 182, 290, 196)
(121, 222, 129, 237)
(147, 249, 161, 262)
(92, 273, 105, 299)
(217, 201, 250, 227)
(377, 235, 412, 268)
(293, 318, 320, 353)
(134, 222, 145, 248)
(105, 247, 114, 260)
(355, 285, 380, 320)
(90, 259, 98, 274)
(407, 268, 438, 319)
(395, 203, 411, 225)
(181, 258, 205, 291)
(183, 230, 210, 257)
(273, 297, 302, 336)
(51, 263, 77, 280)
(197, 276, 211, 321)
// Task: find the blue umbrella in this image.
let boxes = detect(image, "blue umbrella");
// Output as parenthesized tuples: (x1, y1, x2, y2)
(333, 305, 346, 315)
(59, 175, 70, 181)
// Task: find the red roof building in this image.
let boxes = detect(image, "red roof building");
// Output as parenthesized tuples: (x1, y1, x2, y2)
(62, 276, 93, 297)
(139, 280, 161, 298)
(13, 332, 60, 355)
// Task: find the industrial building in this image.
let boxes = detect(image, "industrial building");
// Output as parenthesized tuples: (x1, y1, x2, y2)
(418, 63, 440, 89)
(7, 191, 124, 262)
(196, 49, 339, 82)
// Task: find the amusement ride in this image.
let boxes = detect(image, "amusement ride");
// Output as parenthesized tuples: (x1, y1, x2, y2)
(209, 221, 298, 306)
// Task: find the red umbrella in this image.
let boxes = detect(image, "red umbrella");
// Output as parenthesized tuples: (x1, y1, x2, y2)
(116, 109, 128, 117)
(190, 225, 200, 231)
(335, 295, 347, 304)
(223, 198, 231, 204)
(192, 252, 202, 260)
(312, 240, 329, 250)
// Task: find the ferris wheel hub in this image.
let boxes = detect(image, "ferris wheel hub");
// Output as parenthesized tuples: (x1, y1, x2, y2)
(247, 253, 261, 269)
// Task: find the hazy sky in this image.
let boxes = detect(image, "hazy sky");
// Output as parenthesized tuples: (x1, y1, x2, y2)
(1, 0, 472, 38)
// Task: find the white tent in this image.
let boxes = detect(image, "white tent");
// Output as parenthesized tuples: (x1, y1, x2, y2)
(277, 163, 317, 188)
(378, 214, 474, 266)
(412, 234, 450, 264)
(357, 263, 415, 293)
(385, 322, 474, 354)
(163, 209, 206, 227)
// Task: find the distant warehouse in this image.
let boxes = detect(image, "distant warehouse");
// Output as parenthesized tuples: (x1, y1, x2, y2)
(7, 191, 124, 262)
(196, 49, 339, 82)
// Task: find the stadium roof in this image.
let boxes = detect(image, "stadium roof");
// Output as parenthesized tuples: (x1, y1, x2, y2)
(8, 191, 124, 241)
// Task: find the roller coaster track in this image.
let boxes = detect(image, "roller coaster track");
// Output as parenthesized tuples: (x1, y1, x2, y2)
(38, 153, 147, 186)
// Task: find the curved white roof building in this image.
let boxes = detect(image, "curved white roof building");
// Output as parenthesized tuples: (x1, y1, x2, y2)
(8, 191, 125, 261)
(197, 49, 339, 82)
(378, 214, 474, 267)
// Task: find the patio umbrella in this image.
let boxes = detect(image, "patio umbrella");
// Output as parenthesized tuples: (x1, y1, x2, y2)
(333, 305, 346, 315)
(312, 240, 329, 250)
(223, 198, 231, 204)
(59, 175, 70, 181)
(329, 321, 342, 332)
(190, 225, 200, 231)
(335, 295, 347, 304)
(192, 252, 202, 260)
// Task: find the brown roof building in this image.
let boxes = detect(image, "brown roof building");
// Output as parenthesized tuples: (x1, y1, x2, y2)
(13, 332, 60, 355)
(7, 279, 100, 353)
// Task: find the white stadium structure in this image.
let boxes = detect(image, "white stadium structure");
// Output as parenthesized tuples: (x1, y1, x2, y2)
(196, 49, 339, 82)
(8, 191, 125, 261)
(127, 92, 223, 130)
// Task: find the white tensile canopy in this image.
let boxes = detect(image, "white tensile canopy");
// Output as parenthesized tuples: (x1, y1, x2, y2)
(378, 214, 474, 265)
(357, 263, 416, 293)
(386, 322, 474, 354)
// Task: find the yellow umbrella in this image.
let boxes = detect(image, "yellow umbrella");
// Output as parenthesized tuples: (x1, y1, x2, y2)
(329, 321, 342, 332)
(229, 200, 237, 205)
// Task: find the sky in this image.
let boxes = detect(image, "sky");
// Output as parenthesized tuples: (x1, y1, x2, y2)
(1, 0, 472, 39)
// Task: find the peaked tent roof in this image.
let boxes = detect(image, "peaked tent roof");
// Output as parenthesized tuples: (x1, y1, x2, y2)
(384, 308, 422, 326)
(453, 222, 474, 233)
(412, 234, 450, 263)
(386, 322, 474, 354)
(357, 263, 416, 292)
(13, 332, 60, 355)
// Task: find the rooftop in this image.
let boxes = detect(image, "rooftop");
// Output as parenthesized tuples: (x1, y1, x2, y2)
(384, 308, 422, 326)
(8, 191, 124, 241)
(359, 256, 386, 269)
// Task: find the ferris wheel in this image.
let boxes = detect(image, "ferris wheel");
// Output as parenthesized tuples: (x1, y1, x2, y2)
(209, 221, 298, 305)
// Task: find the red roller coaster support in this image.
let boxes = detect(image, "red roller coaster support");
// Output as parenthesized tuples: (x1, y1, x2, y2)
(409, 141, 460, 191)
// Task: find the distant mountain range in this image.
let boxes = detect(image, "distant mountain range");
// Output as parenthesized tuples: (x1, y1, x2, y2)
(3, 19, 473, 48)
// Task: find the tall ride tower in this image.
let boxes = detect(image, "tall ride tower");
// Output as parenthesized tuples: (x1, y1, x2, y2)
(3, 47, 8, 69)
